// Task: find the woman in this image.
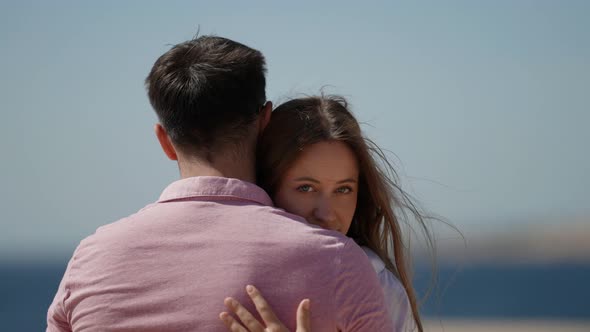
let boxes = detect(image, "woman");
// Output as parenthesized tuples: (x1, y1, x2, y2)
(220, 95, 434, 332)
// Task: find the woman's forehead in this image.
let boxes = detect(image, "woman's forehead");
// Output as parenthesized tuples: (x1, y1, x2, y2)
(284, 141, 359, 181)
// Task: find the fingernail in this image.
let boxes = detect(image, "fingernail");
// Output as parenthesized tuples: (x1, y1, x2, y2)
(302, 299, 310, 310)
(219, 312, 229, 321)
(246, 285, 254, 294)
(224, 297, 236, 308)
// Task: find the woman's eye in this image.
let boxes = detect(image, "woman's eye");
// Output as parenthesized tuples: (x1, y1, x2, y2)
(297, 185, 314, 192)
(336, 187, 352, 194)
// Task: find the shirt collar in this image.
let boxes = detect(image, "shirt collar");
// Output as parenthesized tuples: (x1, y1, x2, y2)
(158, 176, 273, 206)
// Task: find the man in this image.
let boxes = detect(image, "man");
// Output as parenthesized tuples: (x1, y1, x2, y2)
(47, 36, 392, 331)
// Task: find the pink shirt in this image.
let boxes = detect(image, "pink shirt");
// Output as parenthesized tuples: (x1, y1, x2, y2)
(47, 176, 392, 331)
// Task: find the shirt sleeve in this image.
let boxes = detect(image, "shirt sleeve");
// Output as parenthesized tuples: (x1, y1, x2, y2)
(46, 256, 75, 332)
(333, 239, 394, 331)
(376, 267, 416, 332)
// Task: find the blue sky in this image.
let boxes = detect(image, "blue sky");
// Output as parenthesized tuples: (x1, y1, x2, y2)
(1, 1, 589, 260)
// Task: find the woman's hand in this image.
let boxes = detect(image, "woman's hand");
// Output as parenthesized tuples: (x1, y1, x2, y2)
(219, 285, 311, 332)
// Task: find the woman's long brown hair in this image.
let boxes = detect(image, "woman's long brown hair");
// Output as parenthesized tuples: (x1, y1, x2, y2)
(257, 95, 436, 331)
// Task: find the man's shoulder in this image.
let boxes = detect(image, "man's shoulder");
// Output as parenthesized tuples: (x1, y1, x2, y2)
(73, 203, 159, 253)
(72, 201, 363, 268)
(253, 205, 356, 246)
(220, 204, 367, 267)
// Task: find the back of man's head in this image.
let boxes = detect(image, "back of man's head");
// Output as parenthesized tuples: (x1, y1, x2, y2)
(145, 36, 267, 158)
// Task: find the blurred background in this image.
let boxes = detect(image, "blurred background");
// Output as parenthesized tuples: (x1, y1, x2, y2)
(1, 1, 589, 331)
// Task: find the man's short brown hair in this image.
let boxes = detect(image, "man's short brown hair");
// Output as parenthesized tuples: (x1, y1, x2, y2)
(145, 36, 267, 155)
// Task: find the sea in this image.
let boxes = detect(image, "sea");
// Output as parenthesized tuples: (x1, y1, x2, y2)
(2, 261, 589, 331)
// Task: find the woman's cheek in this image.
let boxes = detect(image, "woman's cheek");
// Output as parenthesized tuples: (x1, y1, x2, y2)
(341, 193, 358, 218)
(275, 190, 312, 217)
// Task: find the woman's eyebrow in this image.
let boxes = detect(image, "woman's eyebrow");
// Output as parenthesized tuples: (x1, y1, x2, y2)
(293, 177, 320, 183)
(293, 177, 357, 184)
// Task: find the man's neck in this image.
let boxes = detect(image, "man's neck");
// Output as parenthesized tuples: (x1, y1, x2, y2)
(178, 157, 256, 184)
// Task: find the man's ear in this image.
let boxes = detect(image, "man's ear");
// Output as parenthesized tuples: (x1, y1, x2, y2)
(258, 101, 272, 134)
(154, 124, 178, 161)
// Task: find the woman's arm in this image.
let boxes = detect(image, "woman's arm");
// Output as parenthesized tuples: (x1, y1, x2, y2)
(219, 285, 311, 332)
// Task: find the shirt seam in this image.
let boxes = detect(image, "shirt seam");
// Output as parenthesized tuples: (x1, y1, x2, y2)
(334, 237, 351, 330)
(158, 193, 270, 206)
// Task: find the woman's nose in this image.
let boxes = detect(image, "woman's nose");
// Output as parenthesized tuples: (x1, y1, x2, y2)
(312, 197, 338, 230)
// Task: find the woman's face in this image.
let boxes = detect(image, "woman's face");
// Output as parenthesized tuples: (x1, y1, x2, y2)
(274, 140, 359, 235)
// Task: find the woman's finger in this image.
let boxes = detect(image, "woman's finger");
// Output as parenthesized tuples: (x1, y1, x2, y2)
(219, 312, 249, 332)
(295, 299, 311, 332)
(245, 285, 285, 330)
(224, 297, 266, 332)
